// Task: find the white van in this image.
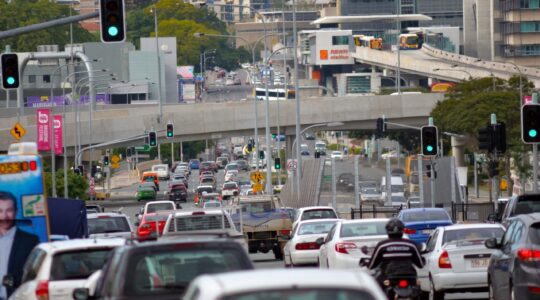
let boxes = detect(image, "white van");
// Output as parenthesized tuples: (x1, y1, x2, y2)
(380, 176, 406, 205)
(152, 164, 170, 180)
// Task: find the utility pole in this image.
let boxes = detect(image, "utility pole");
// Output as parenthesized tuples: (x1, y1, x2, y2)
(354, 155, 360, 209)
(418, 154, 424, 206)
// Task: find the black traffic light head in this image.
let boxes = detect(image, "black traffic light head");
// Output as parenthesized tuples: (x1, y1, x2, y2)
(421, 125, 438, 156)
(77, 165, 84, 175)
(91, 165, 97, 177)
(376, 117, 386, 137)
(247, 142, 253, 152)
(103, 155, 109, 166)
(259, 150, 265, 160)
(522, 104, 540, 143)
(274, 157, 281, 169)
(492, 122, 506, 154)
(148, 131, 157, 147)
(99, 0, 126, 43)
(1, 54, 19, 89)
(126, 147, 132, 157)
(478, 126, 493, 152)
(166, 123, 174, 138)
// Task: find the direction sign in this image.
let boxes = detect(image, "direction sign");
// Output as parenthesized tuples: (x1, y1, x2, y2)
(252, 183, 263, 193)
(111, 155, 120, 164)
(10, 122, 25, 140)
(111, 162, 120, 169)
(135, 145, 150, 152)
(250, 171, 264, 183)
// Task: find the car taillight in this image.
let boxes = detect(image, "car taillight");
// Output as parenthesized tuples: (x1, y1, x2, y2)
(517, 249, 540, 262)
(403, 228, 416, 234)
(295, 242, 320, 250)
(192, 211, 205, 215)
(438, 250, 452, 268)
(335, 242, 357, 254)
(280, 230, 291, 236)
(35, 280, 49, 300)
(528, 286, 540, 294)
(398, 280, 408, 288)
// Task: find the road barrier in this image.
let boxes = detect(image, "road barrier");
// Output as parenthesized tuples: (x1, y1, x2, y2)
(350, 205, 404, 219)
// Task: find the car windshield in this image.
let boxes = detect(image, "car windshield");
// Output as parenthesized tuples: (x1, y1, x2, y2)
(123, 247, 249, 295)
(197, 187, 214, 194)
(513, 197, 540, 215)
(147, 203, 174, 213)
(154, 166, 166, 171)
(88, 217, 130, 234)
(332, 151, 341, 155)
(359, 182, 377, 188)
(222, 289, 376, 300)
(391, 196, 406, 203)
(297, 221, 337, 235)
(224, 183, 237, 189)
(241, 202, 273, 213)
(145, 214, 170, 222)
(340, 221, 387, 237)
(170, 214, 231, 231)
(443, 227, 504, 245)
(50, 249, 112, 281)
(401, 210, 450, 222)
(204, 202, 221, 208)
(362, 188, 378, 194)
(301, 209, 337, 220)
(226, 165, 238, 170)
(391, 185, 404, 192)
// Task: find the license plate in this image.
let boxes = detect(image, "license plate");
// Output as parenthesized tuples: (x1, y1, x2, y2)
(423, 229, 434, 235)
(470, 258, 489, 268)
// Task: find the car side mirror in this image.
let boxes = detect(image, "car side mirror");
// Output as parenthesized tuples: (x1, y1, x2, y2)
(487, 213, 499, 223)
(359, 258, 371, 267)
(419, 242, 427, 253)
(485, 237, 500, 249)
(134, 222, 140, 227)
(315, 237, 325, 246)
(72, 288, 90, 300)
(2, 274, 14, 288)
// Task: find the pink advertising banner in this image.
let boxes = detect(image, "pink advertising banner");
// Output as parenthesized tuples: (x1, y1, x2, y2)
(36, 108, 51, 151)
(54, 115, 63, 155)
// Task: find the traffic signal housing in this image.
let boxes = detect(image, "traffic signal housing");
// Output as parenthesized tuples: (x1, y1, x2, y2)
(274, 157, 281, 170)
(148, 131, 157, 147)
(376, 117, 386, 137)
(99, 0, 126, 43)
(166, 123, 174, 138)
(259, 150, 265, 160)
(492, 122, 507, 153)
(522, 104, 540, 143)
(103, 155, 109, 166)
(478, 126, 493, 152)
(421, 125, 438, 156)
(1, 54, 20, 89)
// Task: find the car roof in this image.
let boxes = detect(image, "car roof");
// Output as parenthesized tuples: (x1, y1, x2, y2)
(145, 201, 175, 207)
(37, 238, 126, 253)
(510, 212, 540, 225)
(297, 218, 340, 225)
(297, 206, 336, 212)
(87, 212, 127, 219)
(401, 208, 448, 213)
(193, 269, 383, 295)
(172, 209, 226, 216)
(340, 218, 388, 224)
(442, 223, 504, 231)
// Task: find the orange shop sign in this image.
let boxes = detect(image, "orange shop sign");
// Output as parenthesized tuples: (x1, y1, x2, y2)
(320, 50, 328, 60)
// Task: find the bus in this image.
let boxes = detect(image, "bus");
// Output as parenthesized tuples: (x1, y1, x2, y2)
(399, 33, 422, 50)
(255, 87, 287, 101)
(353, 35, 383, 50)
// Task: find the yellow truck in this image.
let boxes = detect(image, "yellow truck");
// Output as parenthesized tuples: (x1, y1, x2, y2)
(231, 195, 292, 260)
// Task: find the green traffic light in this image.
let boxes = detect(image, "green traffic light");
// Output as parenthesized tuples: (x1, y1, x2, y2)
(108, 26, 119, 37)
(6, 77, 15, 85)
(426, 145, 434, 152)
(167, 132, 173, 137)
(529, 129, 538, 138)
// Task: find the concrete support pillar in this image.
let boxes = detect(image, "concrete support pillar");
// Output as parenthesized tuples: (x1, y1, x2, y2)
(451, 136, 468, 167)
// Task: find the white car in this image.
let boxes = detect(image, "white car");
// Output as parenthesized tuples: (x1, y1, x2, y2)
(418, 223, 505, 299)
(292, 206, 338, 229)
(221, 181, 239, 199)
(151, 164, 170, 180)
(183, 269, 386, 300)
(360, 187, 383, 203)
(331, 151, 344, 160)
(9, 238, 125, 300)
(136, 200, 176, 222)
(318, 218, 388, 269)
(224, 169, 239, 182)
(87, 212, 134, 239)
(284, 219, 339, 267)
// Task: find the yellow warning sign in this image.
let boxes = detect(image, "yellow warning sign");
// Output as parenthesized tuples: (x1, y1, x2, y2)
(111, 155, 120, 164)
(250, 171, 264, 183)
(10, 122, 26, 140)
(111, 162, 120, 169)
(252, 183, 264, 193)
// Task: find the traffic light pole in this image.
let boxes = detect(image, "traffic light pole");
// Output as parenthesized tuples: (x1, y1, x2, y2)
(430, 158, 435, 208)
(534, 144, 538, 193)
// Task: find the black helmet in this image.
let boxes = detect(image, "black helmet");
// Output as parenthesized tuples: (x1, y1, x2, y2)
(385, 218, 405, 236)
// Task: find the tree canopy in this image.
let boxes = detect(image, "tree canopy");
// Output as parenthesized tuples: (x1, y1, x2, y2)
(127, 0, 252, 71)
(0, 0, 97, 52)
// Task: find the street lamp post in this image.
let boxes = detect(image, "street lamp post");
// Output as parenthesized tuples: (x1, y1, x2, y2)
(151, 5, 163, 124)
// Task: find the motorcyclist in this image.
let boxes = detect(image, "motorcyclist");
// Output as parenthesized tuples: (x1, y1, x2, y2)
(367, 218, 424, 288)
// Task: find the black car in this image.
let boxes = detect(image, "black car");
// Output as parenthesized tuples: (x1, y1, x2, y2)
(74, 238, 254, 300)
(486, 213, 540, 300)
(235, 159, 249, 171)
(493, 194, 540, 227)
(337, 173, 354, 192)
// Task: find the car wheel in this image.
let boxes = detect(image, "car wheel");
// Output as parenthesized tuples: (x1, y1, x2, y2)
(488, 277, 495, 300)
(429, 277, 444, 300)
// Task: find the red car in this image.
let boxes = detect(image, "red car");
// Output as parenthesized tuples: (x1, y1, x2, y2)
(137, 212, 171, 241)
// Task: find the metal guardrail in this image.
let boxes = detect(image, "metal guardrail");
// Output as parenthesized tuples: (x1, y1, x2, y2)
(350, 205, 404, 219)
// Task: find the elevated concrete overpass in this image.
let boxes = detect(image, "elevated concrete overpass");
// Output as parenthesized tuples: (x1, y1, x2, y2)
(0, 93, 443, 152)
(354, 44, 540, 87)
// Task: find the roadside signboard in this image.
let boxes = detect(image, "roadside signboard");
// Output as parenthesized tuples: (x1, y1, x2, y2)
(10, 122, 26, 140)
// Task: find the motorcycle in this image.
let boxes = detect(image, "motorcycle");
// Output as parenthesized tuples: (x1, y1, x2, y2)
(359, 247, 421, 300)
